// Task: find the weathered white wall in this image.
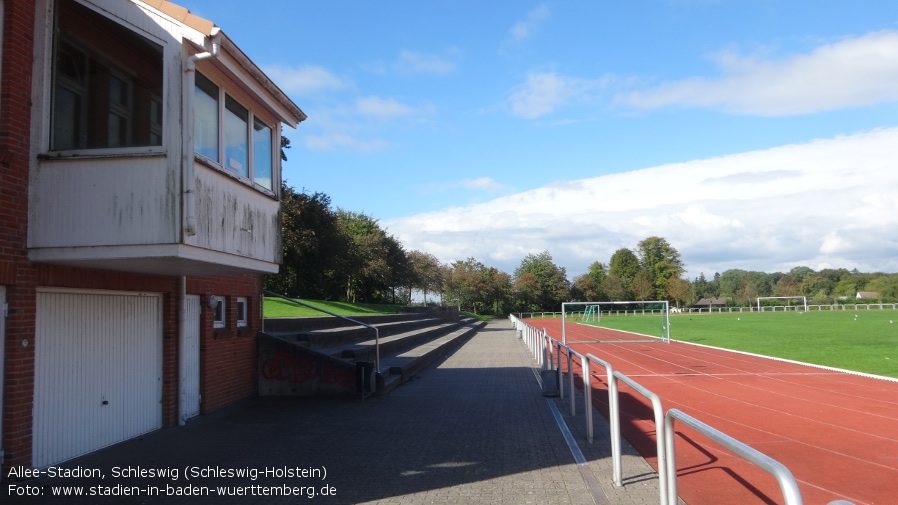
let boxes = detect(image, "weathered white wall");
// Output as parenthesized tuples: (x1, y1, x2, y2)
(29, 156, 179, 247)
(188, 164, 281, 264)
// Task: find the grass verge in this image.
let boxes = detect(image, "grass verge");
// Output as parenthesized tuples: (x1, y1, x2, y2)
(263, 297, 405, 318)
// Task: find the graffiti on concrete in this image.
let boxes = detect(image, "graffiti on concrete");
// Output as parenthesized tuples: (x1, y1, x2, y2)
(261, 350, 352, 388)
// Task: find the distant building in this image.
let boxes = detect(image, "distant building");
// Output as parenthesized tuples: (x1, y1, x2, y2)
(692, 297, 732, 308)
(856, 291, 881, 300)
(1, 0, 305, 471)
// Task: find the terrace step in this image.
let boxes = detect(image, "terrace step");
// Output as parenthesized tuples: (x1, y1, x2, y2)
(258, 309, 484, 397)
(272, 317, 446, 350)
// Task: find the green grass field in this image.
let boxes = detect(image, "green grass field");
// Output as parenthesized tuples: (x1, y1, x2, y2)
(582, 309, 898, 378)
(263, 297, 405, 318)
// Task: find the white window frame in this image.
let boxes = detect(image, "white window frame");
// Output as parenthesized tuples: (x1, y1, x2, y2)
(106, 70, 134, 148)
(194, 71, 278, 196)
(43, 0, 167, 156)
(236, 297, 248, 328)
(212, 296, 226, 329)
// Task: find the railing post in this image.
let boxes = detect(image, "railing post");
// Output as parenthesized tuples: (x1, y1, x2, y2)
(587, 354, 622, 487)
(583, 358, 592, 442)
(614, 371, 667, 505)
(568, 350, 575, 416)
(556, 342, 563, 400)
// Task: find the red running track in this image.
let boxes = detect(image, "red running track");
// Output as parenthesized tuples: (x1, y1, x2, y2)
(529, 319, 898, 505)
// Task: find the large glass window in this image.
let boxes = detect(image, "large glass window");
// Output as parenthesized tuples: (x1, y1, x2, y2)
(253, 119, 273, 190)
(194, 71, 277, 193)
(224, 96, 248, 177)
(50, 0, 163, 151)
(107, 74, 132, 147)
(194, 73, 219, 161)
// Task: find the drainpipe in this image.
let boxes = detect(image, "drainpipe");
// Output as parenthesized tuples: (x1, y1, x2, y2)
(178, 276, 188, 426)
(182, 27, 221, 237)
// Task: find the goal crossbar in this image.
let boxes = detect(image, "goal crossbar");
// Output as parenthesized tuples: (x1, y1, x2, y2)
(561, 300, 670, 345)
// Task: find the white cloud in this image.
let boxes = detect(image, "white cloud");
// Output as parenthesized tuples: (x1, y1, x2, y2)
(506, 4, 551, 44)
(395, 49, 459, 75)
(620, 30, 898, 116)
(458, 177, 505, 192)
(262, 65, 347, 95)
(356, 96, 435, 120)
(303, 132, 389, 152)
(386, 128, 898, 277)
(508, 72, 608, 119)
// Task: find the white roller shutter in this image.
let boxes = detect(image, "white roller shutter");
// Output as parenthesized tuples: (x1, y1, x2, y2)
(33, 289, 162, 467)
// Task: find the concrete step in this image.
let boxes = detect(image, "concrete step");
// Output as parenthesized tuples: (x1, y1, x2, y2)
(275, 317, 446, 350)
(378, 319, 486, 394)
(259, 311, 483, 398)
(264, 312, 427, 334)
(319, 323, 458, 361)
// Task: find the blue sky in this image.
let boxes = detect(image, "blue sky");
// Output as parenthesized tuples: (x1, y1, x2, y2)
(177, 1, 898, 279)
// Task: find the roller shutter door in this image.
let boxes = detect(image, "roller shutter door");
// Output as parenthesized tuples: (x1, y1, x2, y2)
(33, 289, 162, 467)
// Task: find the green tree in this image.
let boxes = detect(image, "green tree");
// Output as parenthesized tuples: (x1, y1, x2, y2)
(443, 258, 510, 315)
(383, 234, 409, 304)
(601, 275, 629, 301)
(337, 210, 396, 303)
(636, 236, 685, 300)
(666, 277, 691, 308)
(513, 273, 541, 312)
(265, 185, 347, 299)
(691, 272, 716, 303)
(513, 251, 570, 311)
(800, 275, 836, 300)
(631, 270, 655, 301)
(737, 272, 760, 304)
(774, 275, 800, 297)
(571, 261, 608, 301)
(833, 272, 873, 298)
(483, 268, 513, 314)
(789, 266, 815, 284)
(718, 269, 747, 296)
(609, 248, 641, 286)
(444, 258, 486, 313)
(407, 250, 443, 305)
(866, 274, 898, 302)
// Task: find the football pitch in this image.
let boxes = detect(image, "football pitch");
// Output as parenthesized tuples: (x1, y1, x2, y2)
(579, 309, 898, 378)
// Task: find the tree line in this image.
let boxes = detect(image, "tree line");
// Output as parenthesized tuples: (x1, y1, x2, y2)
(265, 183, 898, 313)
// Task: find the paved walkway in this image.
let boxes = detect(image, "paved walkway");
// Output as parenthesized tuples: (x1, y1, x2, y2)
(7, 319, 662, 504)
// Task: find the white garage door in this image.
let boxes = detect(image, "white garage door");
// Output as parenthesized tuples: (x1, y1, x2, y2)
(33, 289, 163, 467)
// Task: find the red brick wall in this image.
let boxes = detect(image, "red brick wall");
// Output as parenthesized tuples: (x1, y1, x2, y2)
(2, 266, 263, 471)
(188, 275, 261, 413)
(1, 0, 265, 473)
(1, 0, 38, 473)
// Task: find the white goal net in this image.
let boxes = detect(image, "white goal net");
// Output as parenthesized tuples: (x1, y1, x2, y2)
(561, 300, 670, 344)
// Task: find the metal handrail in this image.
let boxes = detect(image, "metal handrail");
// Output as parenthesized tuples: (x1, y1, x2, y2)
(513, 314, 858, 505)
(264, 291, 381, 372)
(614, 370, 668, 505)
(664, 409, 802, 505)
(585, 353, 622, 487)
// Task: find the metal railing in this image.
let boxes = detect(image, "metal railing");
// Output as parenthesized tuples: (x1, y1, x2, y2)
(516, 304, 898, 317)
(664, 408, 801, 505)
(613, 370, 668, 505)
(510, 314, 857, 505)
(264, 291, 381, 396)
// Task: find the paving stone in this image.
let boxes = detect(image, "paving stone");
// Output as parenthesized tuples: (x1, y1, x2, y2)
(7, 319, 661, 505)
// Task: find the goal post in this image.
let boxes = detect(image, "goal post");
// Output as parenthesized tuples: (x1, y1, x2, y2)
(756, 296, 808, 312)
(562, 300, 670, 344)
